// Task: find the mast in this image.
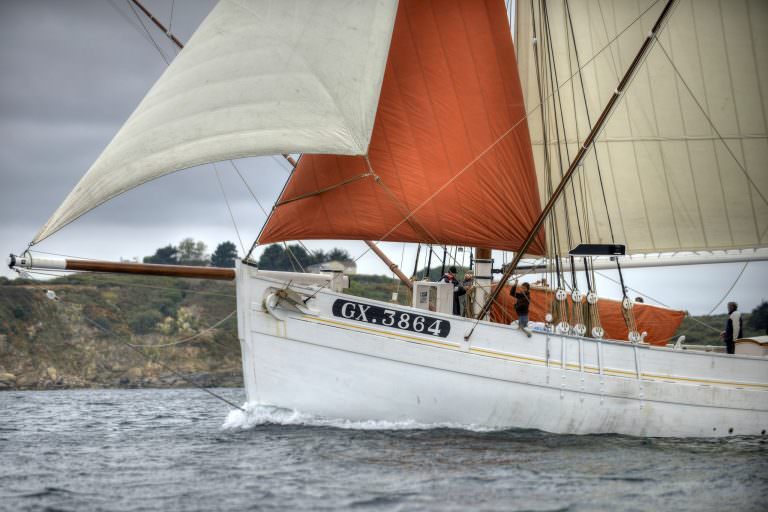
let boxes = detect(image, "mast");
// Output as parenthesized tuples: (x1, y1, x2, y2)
(472, 247, 493, 319)
(129, 0, 184, 49)
(475, 0, 678, 321)
(364, 241, 412, 290)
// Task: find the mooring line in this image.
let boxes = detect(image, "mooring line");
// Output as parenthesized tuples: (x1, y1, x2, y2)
(34, 285, 245, 412)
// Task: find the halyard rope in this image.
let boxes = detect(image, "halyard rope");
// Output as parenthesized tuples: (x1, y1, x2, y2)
(25, 274, 245, 412)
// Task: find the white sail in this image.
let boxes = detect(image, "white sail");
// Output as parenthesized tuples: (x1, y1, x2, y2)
(33, 0, 399, 244)
(516, 0, 768, 255)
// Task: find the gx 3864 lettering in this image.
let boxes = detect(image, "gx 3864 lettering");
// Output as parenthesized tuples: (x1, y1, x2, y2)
(331, 299, 450, 338)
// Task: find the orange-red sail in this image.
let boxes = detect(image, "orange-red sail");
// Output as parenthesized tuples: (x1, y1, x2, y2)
(491, 286, 686, 346)
(258, 0, 545, 254)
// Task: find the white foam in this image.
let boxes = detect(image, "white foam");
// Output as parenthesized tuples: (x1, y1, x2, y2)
(222, 403, 501, 432)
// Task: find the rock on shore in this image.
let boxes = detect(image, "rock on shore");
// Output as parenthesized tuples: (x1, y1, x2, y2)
(0, 275, 243, 391)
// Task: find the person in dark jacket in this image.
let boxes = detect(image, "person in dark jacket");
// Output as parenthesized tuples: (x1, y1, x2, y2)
(438, 266, 465, 315)
(720, 301, 742, 355)
(510, 280, 531, 336)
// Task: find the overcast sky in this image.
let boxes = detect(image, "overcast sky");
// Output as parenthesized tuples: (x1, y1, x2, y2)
(0, 0, 765, 316)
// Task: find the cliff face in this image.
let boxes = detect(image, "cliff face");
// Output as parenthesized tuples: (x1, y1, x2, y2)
(0, 272, 405, 391)
(0, 274, 243, 390)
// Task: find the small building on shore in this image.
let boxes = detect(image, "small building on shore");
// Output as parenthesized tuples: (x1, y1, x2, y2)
(306, 260, 357, 275)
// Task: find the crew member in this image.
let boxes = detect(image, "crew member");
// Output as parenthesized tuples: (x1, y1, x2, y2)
(438, 266, 465, 315)
(720, 301, 742, 355)
(510, 280, 532, 336)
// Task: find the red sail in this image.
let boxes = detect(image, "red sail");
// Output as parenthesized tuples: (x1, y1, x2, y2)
(258, 0, 544, 254)
(491, 286, 686, 346)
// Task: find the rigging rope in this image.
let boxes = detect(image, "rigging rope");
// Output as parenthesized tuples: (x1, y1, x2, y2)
(80, 312, 244, 411)
(126, 0, 170, 64)
(28, 249, 91, 260)
(393, 242, 407, 301)
(529, 0, 561, 274)
(230, 160, 269, 217)
(563, 0, 615, 243)
(593, 269, 720, 334)
(276, 172, 373, 207)
(541, 0, 581, 248)
(106, 0, 164, 50)
(411, 244, 421, 280)
(21, 271, 243, 411)
(229, 158, 317, 271)
(705, 261, 749, 316)
(270, 155, 293, 174)
(213, 163, 246, 256)
(167, 0, 175, 35)
(128, 310, 236, 348)
(655, 40, 768, 209)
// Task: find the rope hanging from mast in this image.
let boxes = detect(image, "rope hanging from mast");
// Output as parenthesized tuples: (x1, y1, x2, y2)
(563, 0, 615, 244)
(472, 0, 679, 326)
(125, 0, 311, 270)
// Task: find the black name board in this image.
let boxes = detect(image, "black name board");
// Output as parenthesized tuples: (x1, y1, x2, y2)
(331, 299, 451, 338)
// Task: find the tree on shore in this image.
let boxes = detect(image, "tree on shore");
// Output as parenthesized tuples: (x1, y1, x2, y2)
(211, 242, 238, 268)
(258, 244, 310, 271)
(178, 238, 208, 266)
(327, 248, 353, 264)
(257, 244, 353, 271)
(143, 244, 179, 265)
(143, 238, 209, 266)
(748, 301, 768, 334)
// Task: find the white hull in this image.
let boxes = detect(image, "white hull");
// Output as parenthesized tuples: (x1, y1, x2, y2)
(235, 264, 768, 437)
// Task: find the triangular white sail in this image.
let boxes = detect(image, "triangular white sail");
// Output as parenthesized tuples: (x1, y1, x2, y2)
(516, 0, 768, 255)
(34, 0, 399, 243)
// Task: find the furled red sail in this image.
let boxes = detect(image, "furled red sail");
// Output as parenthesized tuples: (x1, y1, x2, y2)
(259, 0, 545, 254)
(491, 285, 686, 346)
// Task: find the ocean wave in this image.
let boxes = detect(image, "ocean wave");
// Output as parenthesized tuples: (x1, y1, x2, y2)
(221, 403, 501, 432)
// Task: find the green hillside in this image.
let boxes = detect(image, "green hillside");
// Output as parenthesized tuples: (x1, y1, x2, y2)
(0, 271, 764, 390)
(0, 271, 409, 390)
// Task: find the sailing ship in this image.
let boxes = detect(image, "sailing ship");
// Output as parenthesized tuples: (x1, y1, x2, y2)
(8, 0, 768, 437)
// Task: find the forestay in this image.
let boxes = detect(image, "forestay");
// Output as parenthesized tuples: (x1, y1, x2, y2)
(516, 0, 768, 255)
(33, 0, 399, 243)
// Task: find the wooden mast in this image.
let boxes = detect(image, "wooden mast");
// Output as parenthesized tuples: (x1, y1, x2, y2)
(364, 241, 412, 290)
(130, 0, 184, 49)
(474, 0, 678, 321)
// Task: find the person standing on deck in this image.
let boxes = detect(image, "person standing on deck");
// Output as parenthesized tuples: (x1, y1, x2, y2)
(438, 266, 465, 315)
(510, 280, 532, 337)
(720, 301, 742, 355)
(460, 272, 474, 317)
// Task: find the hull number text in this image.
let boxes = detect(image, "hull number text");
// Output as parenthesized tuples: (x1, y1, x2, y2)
(331, 299, 450, 338)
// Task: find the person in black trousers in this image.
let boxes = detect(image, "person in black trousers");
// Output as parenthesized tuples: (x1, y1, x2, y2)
(720, 301, 742, 354)
(510, 280, 532, 337)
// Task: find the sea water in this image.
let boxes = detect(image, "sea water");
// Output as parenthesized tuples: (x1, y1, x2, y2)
(1, 388, 766, 511)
